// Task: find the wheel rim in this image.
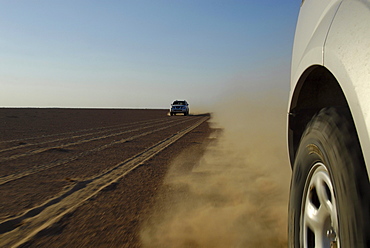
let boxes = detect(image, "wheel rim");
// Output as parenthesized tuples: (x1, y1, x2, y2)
(301, 162, 340, 248)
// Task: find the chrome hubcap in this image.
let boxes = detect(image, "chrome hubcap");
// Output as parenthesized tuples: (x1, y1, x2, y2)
(301, 163, 340, 248)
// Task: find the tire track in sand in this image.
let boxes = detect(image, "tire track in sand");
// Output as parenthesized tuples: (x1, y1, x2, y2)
(0, 117, 169, 154)
(0, 117, 196, 185)
(0, 116, 209, 247)
(0, 118, 179, 163)
(0, 117, 168, 146)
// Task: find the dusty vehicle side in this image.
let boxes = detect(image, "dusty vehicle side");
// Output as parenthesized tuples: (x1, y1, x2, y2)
(288, 0, 370, 247)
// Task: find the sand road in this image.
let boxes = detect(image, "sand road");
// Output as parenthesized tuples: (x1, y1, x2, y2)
(0, 109, 212, 247)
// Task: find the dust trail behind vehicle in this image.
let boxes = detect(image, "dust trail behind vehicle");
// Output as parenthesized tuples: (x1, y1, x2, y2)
(141, 91, 291, 248)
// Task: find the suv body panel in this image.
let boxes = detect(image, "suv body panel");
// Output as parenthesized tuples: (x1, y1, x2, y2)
(290, 0, 342, 89)
(289, 0, 370, 175)
(324, 0, 370, 172)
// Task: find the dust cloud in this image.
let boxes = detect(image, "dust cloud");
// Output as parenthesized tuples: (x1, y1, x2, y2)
(141, 91, 291, 248)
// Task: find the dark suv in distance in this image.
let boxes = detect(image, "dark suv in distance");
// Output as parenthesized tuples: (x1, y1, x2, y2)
(170, 100, 189, 116)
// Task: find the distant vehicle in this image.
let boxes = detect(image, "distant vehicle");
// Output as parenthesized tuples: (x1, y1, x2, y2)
(170, 100, 189, 116)
(288, 0, 370, 247)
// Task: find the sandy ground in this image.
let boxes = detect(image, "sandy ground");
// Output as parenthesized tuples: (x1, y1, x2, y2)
(0, 101, 291, 248)
(0, 108, 212, 247)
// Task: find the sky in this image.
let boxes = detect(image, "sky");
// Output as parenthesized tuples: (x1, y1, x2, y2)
(0, 1, 300, 109)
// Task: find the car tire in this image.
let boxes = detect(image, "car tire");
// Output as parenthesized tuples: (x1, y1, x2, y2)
(289, 107, 370, 248)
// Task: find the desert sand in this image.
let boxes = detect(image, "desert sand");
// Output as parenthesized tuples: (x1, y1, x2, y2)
(0, 108, 212, 247)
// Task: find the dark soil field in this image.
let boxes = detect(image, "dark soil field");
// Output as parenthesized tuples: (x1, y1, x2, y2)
(0, 108, 212, 247)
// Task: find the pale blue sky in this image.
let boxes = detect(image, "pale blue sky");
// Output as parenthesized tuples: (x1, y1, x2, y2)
(0, 1, 300, 108)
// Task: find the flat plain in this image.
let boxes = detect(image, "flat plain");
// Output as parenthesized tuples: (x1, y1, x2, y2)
(0, 108, 212, 247)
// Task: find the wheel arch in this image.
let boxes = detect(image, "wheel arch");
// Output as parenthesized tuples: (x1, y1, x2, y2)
(288, 65, 351, 166)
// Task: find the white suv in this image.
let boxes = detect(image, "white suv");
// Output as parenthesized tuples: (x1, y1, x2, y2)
(170, 100, 189, 116)
(288, 0, 370, 247)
